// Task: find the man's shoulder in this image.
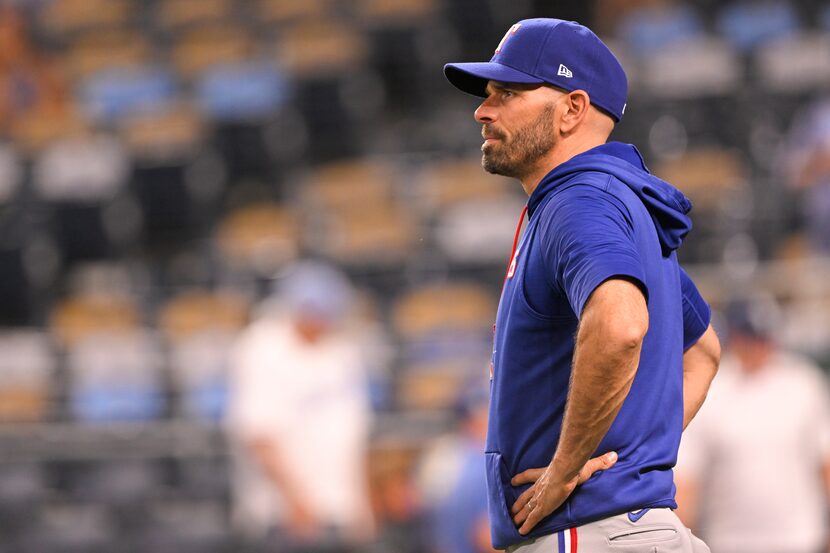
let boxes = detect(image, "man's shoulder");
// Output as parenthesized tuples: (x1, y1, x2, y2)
(536, 174, 634, 227)
(548, 171, 615, 198)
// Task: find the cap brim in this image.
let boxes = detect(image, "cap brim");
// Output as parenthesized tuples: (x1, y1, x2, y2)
(444, 62, 544, 97)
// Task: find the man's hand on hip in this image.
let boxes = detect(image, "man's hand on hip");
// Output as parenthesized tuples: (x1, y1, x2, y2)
(509, 451, 618, 535)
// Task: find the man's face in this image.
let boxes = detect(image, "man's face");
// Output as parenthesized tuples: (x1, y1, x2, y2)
(475, 81, 565, 179)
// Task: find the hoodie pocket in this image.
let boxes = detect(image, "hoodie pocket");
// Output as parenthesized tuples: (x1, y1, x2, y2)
(484, 451, 522, 549)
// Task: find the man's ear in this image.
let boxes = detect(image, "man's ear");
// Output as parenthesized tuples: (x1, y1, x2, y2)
(559, 90, 590, 134)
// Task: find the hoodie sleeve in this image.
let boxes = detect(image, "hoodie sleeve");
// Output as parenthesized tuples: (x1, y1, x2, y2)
(679, 266, 711, 351)
(540, 185, 648, 318)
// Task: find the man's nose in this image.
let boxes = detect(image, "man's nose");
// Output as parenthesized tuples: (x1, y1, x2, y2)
(475, 100, 496, 124)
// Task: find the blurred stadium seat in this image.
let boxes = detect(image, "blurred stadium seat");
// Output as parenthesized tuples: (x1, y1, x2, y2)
(215, 203, 299, 278)
(755, 32, 830, 94)
(616, 3, 704, 54)
(32, 134, 133, 262)
(0, 330, 54, 422)
(160, 290, 249, 420)
(154, 0, 235, 33)
(37, 0, 135, 37)
(80, 66, 177, 123)
(171, 24, 254, 80)
(50, 292, 141, 348)
(639, 37, 742, 99)
(715, 1, 799, 53)
(66, 29, 153, 80)
(66, 330, 165, 422)
(254, 0, 333, 26)
(392, 281, 494, 410)
(195, 63, 287, 122)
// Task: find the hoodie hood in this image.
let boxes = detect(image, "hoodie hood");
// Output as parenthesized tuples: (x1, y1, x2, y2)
(528, 142, 692, 256)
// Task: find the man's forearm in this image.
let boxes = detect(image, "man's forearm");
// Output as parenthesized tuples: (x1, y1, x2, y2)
(551, 279, 648, 480)
(682, 325, 720, 429)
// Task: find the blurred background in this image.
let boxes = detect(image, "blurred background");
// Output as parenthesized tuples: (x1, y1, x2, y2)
(0, 0, 828, 551)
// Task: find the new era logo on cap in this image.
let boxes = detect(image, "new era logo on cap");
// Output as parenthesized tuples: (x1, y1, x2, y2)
(557, 64, 573, 78)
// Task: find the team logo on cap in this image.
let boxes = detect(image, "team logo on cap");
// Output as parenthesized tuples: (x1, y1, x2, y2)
(557, 64, 573, 78)
(495, 23, 521, 54)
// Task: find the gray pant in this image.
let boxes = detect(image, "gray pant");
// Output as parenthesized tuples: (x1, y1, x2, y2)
(506, 508, 710, 552)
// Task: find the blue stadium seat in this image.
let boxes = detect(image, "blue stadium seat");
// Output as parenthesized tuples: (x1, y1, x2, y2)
(196, 62, 287, 121)
(716, 1, 799, 52)
(617, 4, 704, 54)
(168, 331, 239, 421)
(80, 66, 177, 123)
(67, 331, 166, 423)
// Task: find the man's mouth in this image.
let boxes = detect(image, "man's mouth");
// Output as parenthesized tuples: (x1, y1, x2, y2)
(482, 127, 504, 143)
(482, 134, 504, 146)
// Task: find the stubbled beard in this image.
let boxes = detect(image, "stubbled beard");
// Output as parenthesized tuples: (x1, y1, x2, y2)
(481, 103, 557, 179)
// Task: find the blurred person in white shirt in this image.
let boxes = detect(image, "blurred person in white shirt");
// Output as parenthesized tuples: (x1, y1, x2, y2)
(675, 298, 830, 553)
(227, 260, 374, 552)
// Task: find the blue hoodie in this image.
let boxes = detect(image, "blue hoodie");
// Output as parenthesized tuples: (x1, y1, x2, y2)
(486, 142, 711, 549)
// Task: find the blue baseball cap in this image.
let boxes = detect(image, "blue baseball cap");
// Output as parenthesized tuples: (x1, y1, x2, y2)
(277, 260, 354, 323)
(444, 18, 628, 122)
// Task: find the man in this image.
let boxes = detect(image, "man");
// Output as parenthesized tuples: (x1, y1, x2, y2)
(443, 18, 721, 552)
(676, 300, 830, 553)
(227, 261, 374, 552)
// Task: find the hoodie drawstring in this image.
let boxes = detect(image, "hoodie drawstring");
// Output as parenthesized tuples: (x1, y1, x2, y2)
(504, 205, 528, 283)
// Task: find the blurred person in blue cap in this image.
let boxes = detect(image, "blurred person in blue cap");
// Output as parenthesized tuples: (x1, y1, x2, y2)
(675, 298, 830, 553)
(419, 380, 496, 553)
(227, 260, 374, 553)
(444, 18, 720, 552)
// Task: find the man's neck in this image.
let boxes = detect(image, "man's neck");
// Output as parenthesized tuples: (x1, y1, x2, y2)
(520, 135, 608, 196)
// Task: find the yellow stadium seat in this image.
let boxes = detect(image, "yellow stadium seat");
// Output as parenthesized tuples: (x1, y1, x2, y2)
(353, 0, 438, 25)
(256, 0, 332, 25)
(215, 204, 300, 274)
(155, 0, 234, 32)
(39, 0, 135, 36)
(50, 293, 141, 348)
(119, 107, 205, 159)
(392, 282, 495, 338)
(652, 148, 747, 211)
(416, 158, 512, 210)
(159, 290, 249, 343)
(301, 160, 395, 212)
(171, 24, 254, 79)
(66, 29, 151, 78)
(275, 20, 368, 77)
